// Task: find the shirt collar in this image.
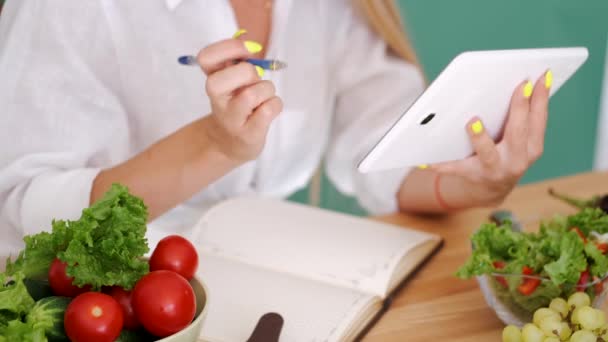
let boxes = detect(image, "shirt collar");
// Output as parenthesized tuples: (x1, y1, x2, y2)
(165, 0, 184, 11)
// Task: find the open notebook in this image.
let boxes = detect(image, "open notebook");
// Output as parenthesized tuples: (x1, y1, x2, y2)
(190, 197, 442, 342)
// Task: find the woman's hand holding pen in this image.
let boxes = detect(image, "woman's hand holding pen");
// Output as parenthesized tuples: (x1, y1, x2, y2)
(91, 33, 283, 218)
(197, 35, 283, 164)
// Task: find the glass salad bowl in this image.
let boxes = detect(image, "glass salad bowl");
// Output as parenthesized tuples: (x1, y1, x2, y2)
(477, 272, 608, 327)
(471, 210, 608, 327)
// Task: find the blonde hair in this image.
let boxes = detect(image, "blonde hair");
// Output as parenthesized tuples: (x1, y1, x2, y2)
(353, 0, 420, 66)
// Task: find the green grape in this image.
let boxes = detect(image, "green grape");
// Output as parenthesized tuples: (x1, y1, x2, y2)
(568, 292, 591, 309)
(571, 306, 586, 325)
(542, 337, 559, 342)
(533, 308, 560, 326)
(558, 322, 572, 340)
(522, 323, 545, 342)
(569, 330, 597, 342)
(548, 298, 569, 318)
(539, 317, 562, 337)
(502, 325, 522, 342)
(578, 306, 603, 330)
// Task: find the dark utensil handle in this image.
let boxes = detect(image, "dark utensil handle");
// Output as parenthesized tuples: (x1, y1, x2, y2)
(246, 312, 284, 342)
(489, 210, 523, 232)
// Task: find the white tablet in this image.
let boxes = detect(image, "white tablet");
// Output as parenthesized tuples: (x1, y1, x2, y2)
(357, 47, 589, 173)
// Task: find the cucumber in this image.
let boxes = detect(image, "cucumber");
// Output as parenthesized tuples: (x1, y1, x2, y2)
(26, 296, 71, 342)
(23, 278, 54, 302)
(115, 328, 158, 342)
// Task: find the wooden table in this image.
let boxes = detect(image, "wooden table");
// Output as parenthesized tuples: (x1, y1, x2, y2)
(362, 171, 608, 342)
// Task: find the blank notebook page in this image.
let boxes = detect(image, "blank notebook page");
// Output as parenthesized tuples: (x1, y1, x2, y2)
(197, 254, 374, 342)
(193, 197, 433, 296)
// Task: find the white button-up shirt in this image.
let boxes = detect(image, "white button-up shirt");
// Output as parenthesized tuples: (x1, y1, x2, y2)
(0, 0, 424, 252)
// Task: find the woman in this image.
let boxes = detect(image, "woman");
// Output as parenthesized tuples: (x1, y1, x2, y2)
(0, 0, 549, 250)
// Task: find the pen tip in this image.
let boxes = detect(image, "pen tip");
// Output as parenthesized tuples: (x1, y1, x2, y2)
(178, 56, 194, 65)
(273, 61, 287, 70)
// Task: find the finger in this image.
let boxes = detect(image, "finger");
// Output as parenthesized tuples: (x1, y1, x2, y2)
(197, 38, 263, 75)
(467, 117, 501, 170)
(246, 96, 283, 133)
(527, 70, 551, 161)
(503, 80, 532, 156)
(226, 80, 276, 124)
(430, 157, 480, 180)
(205, 62, 261, 100)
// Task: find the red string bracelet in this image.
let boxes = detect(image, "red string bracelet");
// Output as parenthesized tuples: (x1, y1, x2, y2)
(434, 173, 455, 211)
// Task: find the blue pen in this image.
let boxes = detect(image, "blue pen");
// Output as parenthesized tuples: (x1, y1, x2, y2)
(178, 55, 287, 71)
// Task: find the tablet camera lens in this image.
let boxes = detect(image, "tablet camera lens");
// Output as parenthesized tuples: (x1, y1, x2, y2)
(420, 113, 435, 125)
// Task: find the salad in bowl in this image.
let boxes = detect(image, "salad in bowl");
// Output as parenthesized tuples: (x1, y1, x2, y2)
(457, 189, 608, 327)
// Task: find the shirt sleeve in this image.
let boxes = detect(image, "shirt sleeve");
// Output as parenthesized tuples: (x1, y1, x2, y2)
(0, 0, 129, 236)
(324, 1, 426, 215)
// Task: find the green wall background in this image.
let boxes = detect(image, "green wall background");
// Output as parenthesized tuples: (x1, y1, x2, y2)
(399, 0, 607, 184)
(292, 1, 608, 216)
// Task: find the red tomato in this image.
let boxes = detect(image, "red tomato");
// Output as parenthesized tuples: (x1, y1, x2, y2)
(577, 269, 590, 292)
(149, 235, 199, 280)
(597, 243, 608, 254)
(109, 286, 140, 330)
(493, 261, 505, 269)
(48, 258, 91, 297)
(64, 292, 124, 342)
(132, 270, 196, 337)
(521, 266, 534, 275)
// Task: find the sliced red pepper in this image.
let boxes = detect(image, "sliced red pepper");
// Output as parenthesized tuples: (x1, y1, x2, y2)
(493, 261, 508, 288)
(597, 243, 608, 254)
(577, 269, 590, 292)
(517, 266, 541, 295)
(594, 276, 604, 295)
(571, 227, 587, 243)
(518, 278, 541, 295)
(493, 261, 505, 269)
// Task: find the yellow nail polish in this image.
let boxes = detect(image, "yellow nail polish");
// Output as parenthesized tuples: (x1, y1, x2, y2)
(244, 41, 263, 54)
(523, 81, 533, 98)
(471, 120, 483, 134)
(418, 164, 428, 170)
(255, 66, 265, 77)
(545, 70, 553, 89)
(233, 29, 247, 38)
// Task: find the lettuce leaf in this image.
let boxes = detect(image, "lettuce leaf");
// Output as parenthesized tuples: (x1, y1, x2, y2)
(5, 223, 73, 280)
(543, 231, 587, 285)
(0, 273, 38, 340)
(568, 208, 608, 236)
(6, 184, 150, 290)
(0, 319, 46, 342)
(59, 184, 149, 290)
(0, 273, 35, 319)
(584, 242, 608, 277)
(456, 222, 526, 278)
(458, 207, 608, 288)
